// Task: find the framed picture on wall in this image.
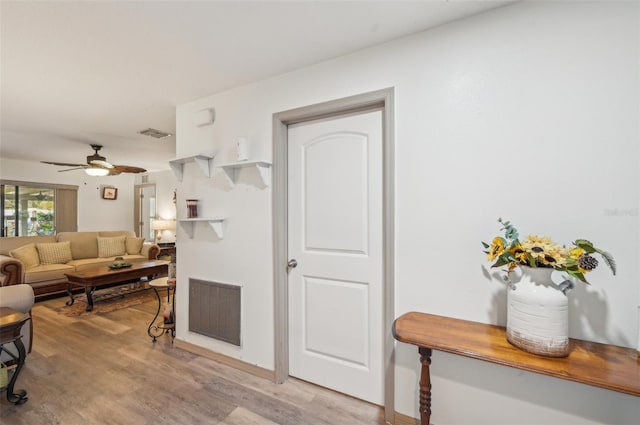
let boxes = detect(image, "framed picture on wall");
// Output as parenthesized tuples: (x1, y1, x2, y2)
(102, 187, 118, 200)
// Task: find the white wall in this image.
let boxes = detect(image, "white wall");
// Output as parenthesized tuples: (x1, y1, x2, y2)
(174, 1, 639, 423)
(0, 157, 136, 231)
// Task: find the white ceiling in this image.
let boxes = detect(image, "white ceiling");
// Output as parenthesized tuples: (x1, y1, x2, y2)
(1, 0, 512, 173)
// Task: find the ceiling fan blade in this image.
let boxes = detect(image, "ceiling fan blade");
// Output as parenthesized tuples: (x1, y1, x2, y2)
(58, 167, 87, 172)
(41, 161, 86, 167)
(41, 147, 144, 176)
(111, 165, 146, 174)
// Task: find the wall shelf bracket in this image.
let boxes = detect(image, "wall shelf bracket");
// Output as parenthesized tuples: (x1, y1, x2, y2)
(218, 160, 272, 187)
(169, 155, 214, 182)
(178, 218, 224, 239)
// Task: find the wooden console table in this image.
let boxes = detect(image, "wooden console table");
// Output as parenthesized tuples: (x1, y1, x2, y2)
(392, 312, 640, 425)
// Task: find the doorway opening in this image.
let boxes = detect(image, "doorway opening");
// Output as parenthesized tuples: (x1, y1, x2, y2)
(134, 183, 156, 240)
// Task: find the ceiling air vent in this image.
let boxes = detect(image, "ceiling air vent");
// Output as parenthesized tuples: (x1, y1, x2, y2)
(138, 128, 172, 139)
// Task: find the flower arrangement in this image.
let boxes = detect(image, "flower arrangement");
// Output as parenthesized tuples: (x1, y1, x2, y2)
(482, 218, 616, 283)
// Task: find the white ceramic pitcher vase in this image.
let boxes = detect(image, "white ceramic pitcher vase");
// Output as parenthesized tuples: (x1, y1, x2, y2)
(506, 266, 570, 357)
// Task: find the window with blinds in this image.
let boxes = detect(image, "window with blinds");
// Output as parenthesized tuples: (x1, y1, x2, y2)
(1, 180, 78, 237)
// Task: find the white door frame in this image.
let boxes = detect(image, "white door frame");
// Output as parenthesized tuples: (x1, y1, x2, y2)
(272, 88, 395, 423)
(133, 183, 156, 239)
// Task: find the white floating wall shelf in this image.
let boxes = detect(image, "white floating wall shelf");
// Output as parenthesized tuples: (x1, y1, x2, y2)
(217, 160, 272, 187)
(169, 155, 214, 182)
(178, 218, 225, 239)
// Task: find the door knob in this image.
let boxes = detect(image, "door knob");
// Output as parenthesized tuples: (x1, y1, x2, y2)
(287, 259, 298, 269)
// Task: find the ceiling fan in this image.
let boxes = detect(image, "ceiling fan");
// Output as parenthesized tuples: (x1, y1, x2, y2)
(41, 144, 146, 176)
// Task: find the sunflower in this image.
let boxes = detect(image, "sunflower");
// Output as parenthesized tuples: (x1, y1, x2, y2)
(540, 245, 569, 267)
(508, 243, 529, 264)
(570, 247, 584, 259)
(521, 235, 567, 266)
(487, 237, 505, 261)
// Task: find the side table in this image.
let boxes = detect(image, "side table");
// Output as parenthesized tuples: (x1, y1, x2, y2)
(147, 277, 176, 342)
(158, 245, 176, 262)
(0, 307, 30, 405)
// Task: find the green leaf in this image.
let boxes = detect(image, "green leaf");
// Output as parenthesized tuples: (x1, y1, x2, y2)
(506, 225, 518, 239)
(596, 250, 617, 275)
(566, 268, 589, 284)
(491, 257, 511, 268)
(574, 239, 596, 253)
(481, 241, 490, 249)
(564, 263, 580, 272)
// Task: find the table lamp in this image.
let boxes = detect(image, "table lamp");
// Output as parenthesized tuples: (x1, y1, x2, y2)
(151, 219, 175, 242)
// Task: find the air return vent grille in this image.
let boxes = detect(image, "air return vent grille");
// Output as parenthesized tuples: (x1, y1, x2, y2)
(189, 278, 241, 346)
(138, 128, 172, 139)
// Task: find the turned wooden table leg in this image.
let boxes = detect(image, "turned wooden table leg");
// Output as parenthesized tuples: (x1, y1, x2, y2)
(418, 347, 433, 425)
(85, 286, 95, 311)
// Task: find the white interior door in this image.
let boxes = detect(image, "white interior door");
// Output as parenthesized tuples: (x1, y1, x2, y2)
(287, 110, 383, 405)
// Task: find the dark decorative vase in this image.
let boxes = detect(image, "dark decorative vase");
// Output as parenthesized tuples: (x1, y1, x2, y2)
(186, 199, 198, 218)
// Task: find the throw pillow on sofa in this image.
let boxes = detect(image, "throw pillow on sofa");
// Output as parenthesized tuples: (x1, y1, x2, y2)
(97, 236, 126, 258)
(125, 237, 145, 255)
(10, 243, 40, 269)
(37, 241, 73, 264)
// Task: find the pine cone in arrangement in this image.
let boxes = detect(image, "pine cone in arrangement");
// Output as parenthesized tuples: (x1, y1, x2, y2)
(579, 254, 599, 271)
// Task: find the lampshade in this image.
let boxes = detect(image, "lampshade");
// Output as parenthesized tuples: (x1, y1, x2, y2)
(151, 219, 175, 231)
(85, 166, 109, 177)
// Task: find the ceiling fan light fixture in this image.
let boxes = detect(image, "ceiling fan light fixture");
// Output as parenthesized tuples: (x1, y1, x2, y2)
(87, 144, 113, 168)
(89, 159, 114, 168)
(85, 167, 109, 177)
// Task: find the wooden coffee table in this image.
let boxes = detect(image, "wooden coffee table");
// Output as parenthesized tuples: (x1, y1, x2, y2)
(65, 260, 169, 311)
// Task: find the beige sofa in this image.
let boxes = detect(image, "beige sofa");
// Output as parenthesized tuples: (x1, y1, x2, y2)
(0, 231, 159, 298)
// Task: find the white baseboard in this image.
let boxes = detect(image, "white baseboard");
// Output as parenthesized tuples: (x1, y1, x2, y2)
(174, 338, 275, 382)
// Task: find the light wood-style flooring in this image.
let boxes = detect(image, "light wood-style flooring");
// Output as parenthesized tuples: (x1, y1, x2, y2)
(0, 295, 384, 425)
